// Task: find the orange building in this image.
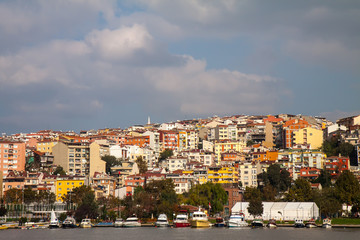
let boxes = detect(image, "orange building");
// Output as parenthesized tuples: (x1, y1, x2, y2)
(125, 135, 150, 147)
(325, 156, 349, 177)
(251, 150, 278, 162)
(299, 167, 321, 180)
(124, 174, 146, 196)
(283, 119, 310, 148)
(0, 141, 26, 176)
(159, 130, 179, 151)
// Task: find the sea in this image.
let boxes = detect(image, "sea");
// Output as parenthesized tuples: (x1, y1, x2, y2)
(1, 227, 359, 240)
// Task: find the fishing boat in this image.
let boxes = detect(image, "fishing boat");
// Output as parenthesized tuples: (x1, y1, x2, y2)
(173, 211, 191, 228)
(305, 219, 317, 228)
(123, 215, 141, 227)
(294, 219, 305, 228)
(190, 209, 210, 228)
(114, 218, 123, 228)
(62, 216, 77, 228)
(155, 214, 169, 227)
(80, 219, 93, 228)
(49, 210, 61, 229)
(322, 218, 332, 228)
(251, 218, 264, 228)
(227, 212, 248, 228)
(266, 219, 277, 228)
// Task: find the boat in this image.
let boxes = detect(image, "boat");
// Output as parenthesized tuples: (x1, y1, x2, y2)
(305, 219, 317, 228)
(155, 213, 169, 227)
(190, 209, 210, 228)
(266, 219, 277, 228)
(80, 219, 93, 228)
(114, 218, 123, 228)
(0, 224, 8, 230)
(94, 221, 114, 227)
(227, 212, 248, 228)
(322, 218, 332, 228)
(251, 218, 264, 228)
(123, 215, 141, 227)
(173, 211, 191, 228)
(214, 217, 226, 227)
(62, 216, 77, 228)
(49, 210, 61, 229)
(294, 219, 305, 228)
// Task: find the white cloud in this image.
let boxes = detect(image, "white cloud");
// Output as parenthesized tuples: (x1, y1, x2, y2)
(86, 24, 153, 60)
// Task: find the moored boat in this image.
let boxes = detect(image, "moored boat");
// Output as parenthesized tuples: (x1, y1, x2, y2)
(80, 219, 92, 228)
(305, 219, 317, 228)
(173, 211, 191, 228)
(294, 219, 305, 228)
(227, 212, 248, 228)
(114, 218, 123, 228)
(62, 216, 77, 228)
(214, 217, 225, 227)
(49, 210, 61, 229)
(155, 214, 169, 227)
(123, 215, 141, 227)
(190, 209, 210, 228)
(266, 219, 277, 228)
(322, 218, 332, 228)
(251, 218, 264, 228)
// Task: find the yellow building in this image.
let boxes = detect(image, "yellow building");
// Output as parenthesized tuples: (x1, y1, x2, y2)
(36, 140, 58, 154)
(207, 166, 239, 184)
(214, 140, 246, 163)
(292, 127, 323, 149)
(55, 178, 85, 202)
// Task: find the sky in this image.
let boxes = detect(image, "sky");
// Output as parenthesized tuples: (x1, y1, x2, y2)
(0, 0, 359, 134)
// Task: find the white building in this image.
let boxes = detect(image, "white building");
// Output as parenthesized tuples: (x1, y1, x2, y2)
(231, 202, 319, 221)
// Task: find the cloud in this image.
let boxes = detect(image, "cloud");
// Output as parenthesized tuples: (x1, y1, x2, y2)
(0, 22, 287, 133)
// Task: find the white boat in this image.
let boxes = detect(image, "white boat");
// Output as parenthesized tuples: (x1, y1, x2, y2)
(305, 219, 317, 228)
(173, 211, 191, 228)
(251, 218, 264, 228)
(114, 218, 123, 228)
(80, 219, 92, 228)
(49, 210, 61, 229)
(155, 214, 169, 227)
(266, 219, 277, 228)
(227, 212, 248, 228)
(294, 219, 305, 228)
(190, 209, 210, 228)
(123, 215, 141, 227)
(322, 218, 332, 228)
(62, 216, 77, 228)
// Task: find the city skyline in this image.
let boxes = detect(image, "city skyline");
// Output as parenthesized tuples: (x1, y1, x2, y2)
(0, 1, 359, 134)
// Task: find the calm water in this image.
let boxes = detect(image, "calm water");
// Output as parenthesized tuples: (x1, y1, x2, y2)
(1, 227, 360, 240)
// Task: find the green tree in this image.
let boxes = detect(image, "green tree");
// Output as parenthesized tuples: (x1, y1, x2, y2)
(313, 168, 332, 188)
(136, 156, 148, 174)
(101, 155, 121, 174)
(159, 149, 173, 160)
(59, 212, 67, 222)
(258, 164, 291, 194)
(318, 187, 342, 218)
(262, 185, 276, 201)
(4, 188, 22, 203)
(0, 206, 7, 216)
(335, 170, 360, 205)
(61, 185, 93, 205)
(53, 166, 66, 175)
(74, 191, 99, 222)
(338, 142, 355, 157)
(186, 182, 228, 214)
(23, 188, 37, 204)
(245, 187, 263, 217)
(286, 178, 313, 202)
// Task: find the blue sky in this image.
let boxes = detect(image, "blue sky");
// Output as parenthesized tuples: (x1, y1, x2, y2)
(0, 0, 359, 134)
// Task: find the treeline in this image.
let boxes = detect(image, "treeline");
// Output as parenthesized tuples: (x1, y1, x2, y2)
(245, 164, 360, 218)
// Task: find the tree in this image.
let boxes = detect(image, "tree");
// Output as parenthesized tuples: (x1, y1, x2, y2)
(4, 188, 22, 203)
(0, 206, 7, 217)
(74, 190, 98, 222)
(159, 149, 173, 160)
(61, 185, 93, 205)
(245, 187, 263, 217)
(53, 166, 66, 175)
(318, 187, 342, 218)
(136, 156, 148, 174)
(338, 142, 355, 157)
(262, 185, 276, 201)
(286, 178, 313, 202)
(313, 168, 332, 188)
(186, 182, 228, 214)
(23, 188, 37, 204)
(258, 164, 291, 195)
(101, 155, 121, 174)
(335, 170, 360, 205)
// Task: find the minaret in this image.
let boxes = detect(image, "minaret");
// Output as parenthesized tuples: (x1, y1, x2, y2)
(147, 116, 151, 125)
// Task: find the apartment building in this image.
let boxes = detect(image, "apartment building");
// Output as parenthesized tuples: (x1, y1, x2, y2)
(0, 141, 26, 176)
(238, 162, 261, 188)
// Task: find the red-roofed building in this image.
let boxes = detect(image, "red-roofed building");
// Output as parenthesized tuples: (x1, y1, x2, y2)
(299, 167, 321, 180)
(325, 156, 349, 177)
